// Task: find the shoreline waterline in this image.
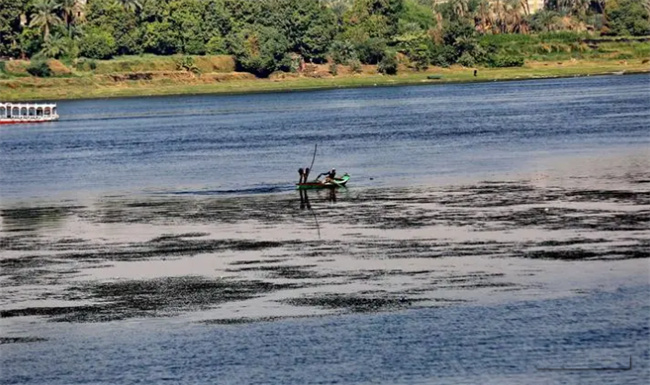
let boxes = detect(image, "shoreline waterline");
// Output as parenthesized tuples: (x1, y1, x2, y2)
(1, 61, 647, 102)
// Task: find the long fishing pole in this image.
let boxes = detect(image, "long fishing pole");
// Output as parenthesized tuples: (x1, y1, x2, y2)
(308, 144, 317, 180)
(308, 145, 320, 238)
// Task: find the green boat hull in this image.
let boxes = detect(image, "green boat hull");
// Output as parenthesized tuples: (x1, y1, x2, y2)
(296, 174, 350, 190)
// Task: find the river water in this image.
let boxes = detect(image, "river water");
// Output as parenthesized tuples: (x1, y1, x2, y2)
(1, 74, 648, 199)
(1, 74, 649, 384)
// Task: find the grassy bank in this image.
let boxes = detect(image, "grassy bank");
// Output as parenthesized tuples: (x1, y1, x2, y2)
(2, 35, 649, 102)
(0, 57, 647, 102)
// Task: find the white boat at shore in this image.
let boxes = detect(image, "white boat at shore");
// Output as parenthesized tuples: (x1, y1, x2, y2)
(0, 102, 59, 125)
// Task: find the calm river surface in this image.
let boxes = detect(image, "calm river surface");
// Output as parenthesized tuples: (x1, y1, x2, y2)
(2, 74, 649, 199)
(1, 74, 649, 384)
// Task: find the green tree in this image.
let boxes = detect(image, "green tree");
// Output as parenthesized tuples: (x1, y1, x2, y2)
(228, 26, 292, 77)
(204, 0, 232, 37)
(30, 0, 62, 40)
(114, 0, 142, 12)
(167, 0, 208, 54)
(356, 38, 387, 64)
(0, 0, 30, 57)
(300, 21, 337, 62)
(79, 26, 117, 59)
(142, 21, 180, 55)
(399, 0, 435, 30)
(86, 0, 142, 55)
(329, 39, 358, 64)
(40, 33, 66, 57)
(343, 0, 404, 41)
(607, 0, 650, 36)
(206, 36, 227, 54)
(139, 0, 166, 22)
(261, 0, 337, 63)
(441, 20, 485, 64)
(325, 0, 353, 20)
(19, 28, 46, 58)
(223, 0, 264, 30)
(378, 51, 398, 74)
(529, 9, 561, 32)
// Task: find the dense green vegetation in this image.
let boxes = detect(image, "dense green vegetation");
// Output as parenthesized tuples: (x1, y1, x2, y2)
(1, 0, 648, 78)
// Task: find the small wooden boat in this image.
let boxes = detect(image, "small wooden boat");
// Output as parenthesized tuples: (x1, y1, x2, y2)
(296, 174, 350, 190)
(0, 102, 59, 125)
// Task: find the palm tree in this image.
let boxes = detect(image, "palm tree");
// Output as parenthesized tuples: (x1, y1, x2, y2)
(30, 0, 62, 40)
(475, 0, 495, 33)
(450, 0, 469, 20)
(493, 0, 529, 34)
(505, 0, 529, 33)
(324, 0, 352, 18)
(570, 0, 591, 17)
(536, 9, 560, 32)
(493, 0, 506, 33)
(40, 33, 66, 58)
(114, 0, 142, 12)
(494, 0, 505, 33)
(518, 0, 530, 16)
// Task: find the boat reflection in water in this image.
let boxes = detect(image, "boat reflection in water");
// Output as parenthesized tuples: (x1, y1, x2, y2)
(299, 188, 344, 240)
(299, 188, 342, 210)
(299, 190, 311, 210)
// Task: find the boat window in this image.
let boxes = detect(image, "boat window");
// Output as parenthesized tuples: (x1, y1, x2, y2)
(44, 108, 51, 116)
(21, 107, 27, 116)
(0, 107, 5, 117)
(37, 107, 43, 116)
(29, 107, 35, 116)
(13, 107, 19, 116)
(53, 107, 57, 115)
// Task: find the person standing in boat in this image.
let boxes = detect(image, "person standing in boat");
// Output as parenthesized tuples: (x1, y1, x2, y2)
(298, 168, 305, 184)
(298, 167, 312, 184)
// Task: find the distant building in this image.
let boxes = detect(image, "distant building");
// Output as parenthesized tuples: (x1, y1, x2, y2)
(77, 0, 87, 19)
(527, 0, 544, 14)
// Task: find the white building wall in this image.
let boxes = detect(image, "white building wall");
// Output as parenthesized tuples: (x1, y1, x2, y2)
(527, 0, 545, 14)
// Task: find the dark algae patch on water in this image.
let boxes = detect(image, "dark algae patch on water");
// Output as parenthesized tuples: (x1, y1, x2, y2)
(2, 276, 302, 322)
(0, 336, 48, 344)
(282, 293, 423, 313)
(1, 205, 85, 232)
(1, 177, 648, 323)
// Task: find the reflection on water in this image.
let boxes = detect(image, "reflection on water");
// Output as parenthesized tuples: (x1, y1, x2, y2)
(299, 188, 340, 210)
(0, 205, 80, 232)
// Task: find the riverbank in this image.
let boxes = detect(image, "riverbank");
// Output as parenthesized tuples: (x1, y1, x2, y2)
(1, 58, 647, 102)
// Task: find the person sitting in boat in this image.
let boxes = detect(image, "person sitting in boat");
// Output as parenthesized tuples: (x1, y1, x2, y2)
(323, 169, 336, 183)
